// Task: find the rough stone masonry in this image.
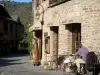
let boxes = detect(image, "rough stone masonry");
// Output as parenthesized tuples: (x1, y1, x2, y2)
(32, 0, 100, 64)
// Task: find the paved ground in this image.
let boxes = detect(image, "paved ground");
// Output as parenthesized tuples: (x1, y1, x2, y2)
(0, 53, 75, 75)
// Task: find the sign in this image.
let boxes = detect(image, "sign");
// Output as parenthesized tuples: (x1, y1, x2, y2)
(44, 32, 48, 37)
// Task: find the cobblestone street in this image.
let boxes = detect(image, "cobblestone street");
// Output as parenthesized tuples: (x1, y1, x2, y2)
(0, 53, 71, 75)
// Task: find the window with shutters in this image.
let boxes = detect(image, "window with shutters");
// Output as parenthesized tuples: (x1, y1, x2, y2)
(72, 23, 81, 53)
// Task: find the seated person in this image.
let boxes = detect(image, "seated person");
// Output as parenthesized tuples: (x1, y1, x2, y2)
(74, 55, 85, 73)
(74, 43, 89, 61)
(61, 55, 76, 71)
(74, 43, 89, 73)
(61, 43, 89, 72)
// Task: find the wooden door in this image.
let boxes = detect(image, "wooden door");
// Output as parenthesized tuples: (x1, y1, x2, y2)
(35, 30, 42, 59)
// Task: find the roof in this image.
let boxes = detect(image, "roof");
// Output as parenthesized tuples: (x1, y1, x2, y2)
(11, 15, 19, 21)
(0, 5, 22, 25)
(0, 5, 11, 19)
(11, 15, 22, 24)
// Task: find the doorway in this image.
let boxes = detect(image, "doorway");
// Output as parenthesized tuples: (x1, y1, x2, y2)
(35, 30, 42, 59)
(72, 23, 81, 53)
(65, 23, 81, 54)
(50, 26, 58, 68)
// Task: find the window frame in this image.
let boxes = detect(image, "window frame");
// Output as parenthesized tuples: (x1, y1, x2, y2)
(49, 0, 70, 7)
(45, 36, 50, 54)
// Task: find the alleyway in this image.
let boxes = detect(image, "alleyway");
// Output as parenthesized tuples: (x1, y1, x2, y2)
(0, 53, 71, 75)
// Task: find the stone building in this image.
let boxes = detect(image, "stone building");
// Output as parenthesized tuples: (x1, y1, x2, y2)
(30, 0, 100, 66)
(0, 4, 24, 55)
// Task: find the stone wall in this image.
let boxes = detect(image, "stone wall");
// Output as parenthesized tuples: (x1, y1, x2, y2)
(58, 25, 72, 55)
(81, 0, 100, 52)
(43, 0, 82, 56)
(37, 0, 100, 64)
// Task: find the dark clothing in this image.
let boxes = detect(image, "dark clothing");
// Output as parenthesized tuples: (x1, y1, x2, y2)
(86, 52, 100, 75)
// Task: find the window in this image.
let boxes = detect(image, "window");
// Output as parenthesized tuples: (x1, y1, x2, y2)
(72, 23, 81, 53)
(49, 0, 70, 6)
(10, 24, 13, 32)
(4, 21, 8, 34)
(45, 37, 50, 54)
(10, 23, 13, 35)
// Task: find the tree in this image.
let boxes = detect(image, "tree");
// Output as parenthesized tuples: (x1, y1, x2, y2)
(21, 22, 33, 59)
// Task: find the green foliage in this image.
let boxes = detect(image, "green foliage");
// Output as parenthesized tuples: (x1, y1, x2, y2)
(21, 23, 33, 58)
(6, 1, 32, 25)
(6, 1, 33, 58)
(24, 23, 33, 54)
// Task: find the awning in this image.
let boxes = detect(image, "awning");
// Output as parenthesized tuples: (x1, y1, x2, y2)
(46, 22, 53, 27)
(29, 21, 42, 32)
(61, 16, 81, 25)
(46, 20, 59, 27)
